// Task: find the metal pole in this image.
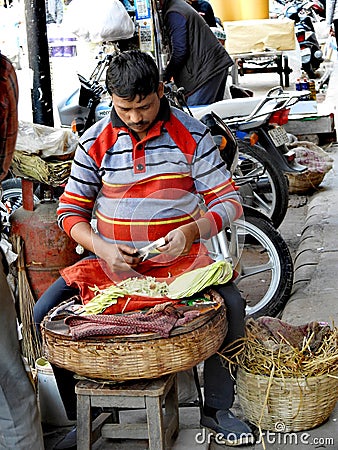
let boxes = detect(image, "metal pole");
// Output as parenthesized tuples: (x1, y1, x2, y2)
(24, 0, 54, 126)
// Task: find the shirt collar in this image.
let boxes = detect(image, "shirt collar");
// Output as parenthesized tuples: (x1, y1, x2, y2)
(110, 96, 171, 131)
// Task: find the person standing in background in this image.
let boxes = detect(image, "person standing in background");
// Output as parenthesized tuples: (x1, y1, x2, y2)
(160, 0, 233, 106)
(186, 0, 217, 27)
(326, 0, 338, 51)
(0, 51, 44, 450)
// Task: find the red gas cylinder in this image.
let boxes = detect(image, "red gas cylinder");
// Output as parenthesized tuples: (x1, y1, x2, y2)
(10, 181, 81, 300)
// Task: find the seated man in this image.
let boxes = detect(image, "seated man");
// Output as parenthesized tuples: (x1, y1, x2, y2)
(34, 50, 254, 448)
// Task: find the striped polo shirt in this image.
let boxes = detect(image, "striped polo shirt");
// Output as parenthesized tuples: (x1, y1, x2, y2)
(57, 97, 242, 247)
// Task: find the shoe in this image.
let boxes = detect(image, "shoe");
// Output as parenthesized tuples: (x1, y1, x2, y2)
(200, 409, 255, 446)
(53, 407, 103, 449)
(53, 427, 77, 449)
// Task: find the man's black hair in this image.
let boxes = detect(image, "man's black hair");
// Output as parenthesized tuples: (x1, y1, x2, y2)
(106, 50, 160, 101)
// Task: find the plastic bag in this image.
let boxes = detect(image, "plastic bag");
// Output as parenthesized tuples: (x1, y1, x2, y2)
(63, 0, 135, 43)
(288, 141, 334, 174)
(15, 121, 78, 158)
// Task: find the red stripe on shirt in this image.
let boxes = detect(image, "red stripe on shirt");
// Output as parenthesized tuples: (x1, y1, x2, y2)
(101, 173, 195, 199)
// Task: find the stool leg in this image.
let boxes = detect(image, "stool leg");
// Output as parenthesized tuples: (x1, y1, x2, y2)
(145, 395, 164, 450)
(164, 377, 179, 443)
(193, 366, 204, 416)
(77, 394, 92, 450)
(165, 376, 178, 418)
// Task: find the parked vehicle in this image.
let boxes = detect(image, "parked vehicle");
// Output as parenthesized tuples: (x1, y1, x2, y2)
(57, 50, 113, 134)
(163, 89, 295, 317)
(281, 0, 324, 78)
(189, 86, 308, 228)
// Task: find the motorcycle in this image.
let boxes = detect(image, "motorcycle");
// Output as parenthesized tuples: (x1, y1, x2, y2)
(282, 0, 324, 78)
(57, 50, 113, 134)
(200, 112, 294, 318)
(187, 86, 308, 228)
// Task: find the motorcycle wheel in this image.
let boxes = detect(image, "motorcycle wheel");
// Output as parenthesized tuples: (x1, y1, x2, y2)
(1, 178, 40, 213)
(230, 213, 294, 318)
(236, 139, 289, 228)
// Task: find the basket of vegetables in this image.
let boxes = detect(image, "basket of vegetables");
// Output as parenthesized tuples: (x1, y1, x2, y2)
(41, 261, 231, 381)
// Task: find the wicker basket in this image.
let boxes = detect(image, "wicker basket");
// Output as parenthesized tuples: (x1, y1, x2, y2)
(41, 298, 227, 381)
(286, 141, 333, 195)
(237, 367, 338, 432)
(286, 170, 326, 195)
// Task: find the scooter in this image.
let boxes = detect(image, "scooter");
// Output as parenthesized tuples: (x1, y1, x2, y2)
(284, 1, 324, 78)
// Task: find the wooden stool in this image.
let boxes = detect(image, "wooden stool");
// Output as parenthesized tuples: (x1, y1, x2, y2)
(75, 373, 179, 450)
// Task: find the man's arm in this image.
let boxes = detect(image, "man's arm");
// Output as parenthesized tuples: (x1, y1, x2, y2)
(57, 139, 142, 272)
(195, 0, 217, 27)
(158, 130, 242, 258)
(163, 12, 189, 82)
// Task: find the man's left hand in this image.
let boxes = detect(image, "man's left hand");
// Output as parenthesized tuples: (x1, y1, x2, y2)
(160, 220, 208, 257)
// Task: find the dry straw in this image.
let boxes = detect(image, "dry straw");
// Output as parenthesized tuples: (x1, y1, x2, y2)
(222, 317, 338, 378)
(220, 318, 338, 440)
(13, 235, 42, 367)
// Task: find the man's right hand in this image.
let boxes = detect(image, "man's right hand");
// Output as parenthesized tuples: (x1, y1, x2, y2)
(70, 222, 142, 273)
(98, 243, 142, 272)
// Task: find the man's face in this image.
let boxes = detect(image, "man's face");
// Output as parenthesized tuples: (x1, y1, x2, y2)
(113, 83, 164, 139)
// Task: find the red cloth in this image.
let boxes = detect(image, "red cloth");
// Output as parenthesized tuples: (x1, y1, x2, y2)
(60, 243, 214, 314)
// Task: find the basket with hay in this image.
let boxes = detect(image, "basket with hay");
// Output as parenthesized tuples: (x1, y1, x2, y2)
(286, 141, 334, 194)
(221, 317, 338, 434)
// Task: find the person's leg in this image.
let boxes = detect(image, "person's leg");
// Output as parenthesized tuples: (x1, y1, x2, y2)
(203, 282, 245, 410)
(34, 276, 80, 421)
(186, 72, 228, 106)
(34, 275, 79, 339)
(0, 252, 44, 450)
(201, 282, 254, 446)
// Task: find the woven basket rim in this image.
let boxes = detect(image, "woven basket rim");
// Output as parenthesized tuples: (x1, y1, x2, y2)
(41, 300, 227, 380)
(41, 292, 223, 342)
(286, 171, 326, 194)
(237, 367, 338, 380)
